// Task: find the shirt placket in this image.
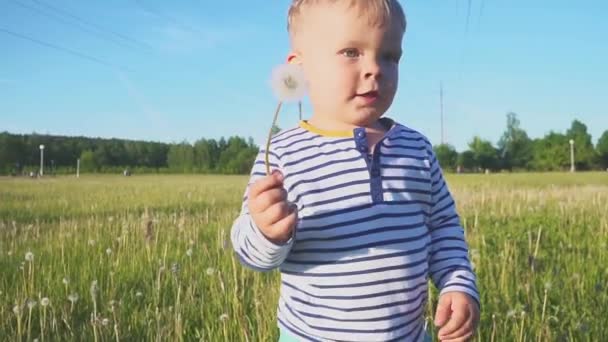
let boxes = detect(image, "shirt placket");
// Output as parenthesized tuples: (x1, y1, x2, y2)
(353, 128, 384, 204)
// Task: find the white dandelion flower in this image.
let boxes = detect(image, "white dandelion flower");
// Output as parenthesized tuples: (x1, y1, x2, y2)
(68, 295, 76, 303)
(219, 313, 229, 322)
(106, 248, 112, 256)
(270, 63, 307, 103)
(62, 277, 70, 285)
(544, 281, 552, 290)
(13, 305, 21, 315)
(206, 267, 215, 276)
(27, 299, 37, 310)
(186, 248, 193, 257)
(40, 297, 50, 307)
(68, 293, 79, 303)
(136, 291, 143, 298)
(102, 318, 110, 326)
(25, 251, 34, 262)
(506, 310, 516, 318)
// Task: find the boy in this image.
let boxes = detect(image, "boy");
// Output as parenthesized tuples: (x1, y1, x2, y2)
(231, 1, 480, 341)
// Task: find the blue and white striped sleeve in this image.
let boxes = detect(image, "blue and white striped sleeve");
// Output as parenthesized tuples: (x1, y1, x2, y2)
(426, 147, 480, 307)
(230, 147, 294, 272)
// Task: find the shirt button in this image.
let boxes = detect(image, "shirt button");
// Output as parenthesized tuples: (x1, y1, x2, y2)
(357, 130, 366, 138)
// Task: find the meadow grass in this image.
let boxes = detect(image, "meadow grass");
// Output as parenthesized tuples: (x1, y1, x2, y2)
(0, 173, 606, 341)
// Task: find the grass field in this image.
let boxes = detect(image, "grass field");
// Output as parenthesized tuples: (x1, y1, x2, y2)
(0, 173, 607, 341)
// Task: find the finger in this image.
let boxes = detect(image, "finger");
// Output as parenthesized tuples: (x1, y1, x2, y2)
(438, 305, 470, 338)
(442, 331, 473, 342)
(270, 204, 298, 239)
(249, 171, 284, 199)
(434, 295, 452, 327)
(250, 187, 287, 213)
(264, 201, 291, 225)
(441, 315, 473, 341)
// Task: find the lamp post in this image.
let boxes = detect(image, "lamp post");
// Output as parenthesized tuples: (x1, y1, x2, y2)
(39, 144, 45, 176)
(569, 139, 575, 173)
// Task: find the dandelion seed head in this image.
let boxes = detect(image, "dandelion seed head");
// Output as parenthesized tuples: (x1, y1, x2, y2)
(206, 267, 215, 276)
(102, 318, 110, 326)
(186, 248, 193, 257)
(270, 63, 307, 102)
(27, 299, 37, 310)
(219, 313, 229, 322)
(88, 239, 96, 246)
(136, 291, 143, 298)
(506, 310, 516, 318)
(25, 251, 34, 262)
(68, 293, 79, 303)
(41, 297, 50, 307)
(106, 248, 112, 256)
(62, 277, 69, 285)
(171, 262, 180, 274)
(13, 305, 21, 315)
(544, 281, 552, 290)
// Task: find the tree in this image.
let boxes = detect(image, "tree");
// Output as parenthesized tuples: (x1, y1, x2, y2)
(457, 150, 475, 171)
(497, 112, 533, 170)
(566, 119, 595, 170)
(433, 144, 458, 171)
(531, 132, 569, 171)
(469, 136, 498, 171)
(80, 150, 97, 172)
(597, 130, 608, 169)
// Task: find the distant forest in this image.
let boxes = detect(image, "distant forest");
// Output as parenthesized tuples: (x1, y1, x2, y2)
(1, 113, 607, 175)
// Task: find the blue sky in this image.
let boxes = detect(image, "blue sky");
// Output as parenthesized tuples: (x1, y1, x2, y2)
(1, 0, 607, 151)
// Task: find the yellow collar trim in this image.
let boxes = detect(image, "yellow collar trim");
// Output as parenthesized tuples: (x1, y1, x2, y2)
(299, 120, 354, 138)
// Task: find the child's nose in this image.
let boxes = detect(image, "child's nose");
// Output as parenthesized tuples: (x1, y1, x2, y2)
(363, 59, 383, 80)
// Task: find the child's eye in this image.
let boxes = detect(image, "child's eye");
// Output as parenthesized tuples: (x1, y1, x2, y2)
(341, 49, 360, 58)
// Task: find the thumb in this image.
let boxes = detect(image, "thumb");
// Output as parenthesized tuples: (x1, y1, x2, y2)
(434, 294, 452, 327)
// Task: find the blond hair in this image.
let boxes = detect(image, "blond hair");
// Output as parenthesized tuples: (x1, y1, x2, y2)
(287, 0, 406, 36)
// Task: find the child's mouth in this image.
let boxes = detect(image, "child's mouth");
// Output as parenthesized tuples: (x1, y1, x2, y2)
(356, 91, 380, 104)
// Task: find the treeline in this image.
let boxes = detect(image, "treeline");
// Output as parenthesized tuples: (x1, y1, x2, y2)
(1, 113, 607, 175)
(434, 113, 608, 172)
(0, 133, 259, 175)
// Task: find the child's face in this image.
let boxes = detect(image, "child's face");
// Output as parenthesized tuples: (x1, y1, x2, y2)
(289, 2, 404, 128)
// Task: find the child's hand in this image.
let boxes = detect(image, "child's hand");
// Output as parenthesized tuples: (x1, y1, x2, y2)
(248, 170, 297, 244)
(434, 292, 479, 342)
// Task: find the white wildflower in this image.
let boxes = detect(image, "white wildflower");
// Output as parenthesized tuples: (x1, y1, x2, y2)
(27, 299, 37, 310)
(25, 251, 34, 262)
(62, 277, 70, 285)
(68, 293, 79, 303)
(106, 248, 112, 256)
(186, 248, 193, 257)
(206, 267, 215, 276)
(219, 313, 229, 322)
(40, 297, 50, 307)
(136, 291, 143, 298)
(102, 318, 110, 326)
(13, 305, 21, 315)
(270, 63, 307, 102)
(544, 281, 552, 290)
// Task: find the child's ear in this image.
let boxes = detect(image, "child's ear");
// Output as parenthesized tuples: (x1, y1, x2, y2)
(286, 52, 302, 65)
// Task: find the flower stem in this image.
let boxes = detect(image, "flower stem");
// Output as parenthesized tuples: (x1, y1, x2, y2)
(265, 101, 282, 175)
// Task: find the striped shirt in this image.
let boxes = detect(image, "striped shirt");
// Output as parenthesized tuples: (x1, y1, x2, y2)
(231, 118, 479, 342)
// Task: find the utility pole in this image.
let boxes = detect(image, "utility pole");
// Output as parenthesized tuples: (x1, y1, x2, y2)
(39, 144, 45, 176)
(569, 139, 575, 172)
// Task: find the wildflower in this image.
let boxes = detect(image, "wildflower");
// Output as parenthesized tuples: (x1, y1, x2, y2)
(25, 251, 34, 262)
(171, 262, 180, 275)
(206, 267, 215, 276)
(102, 318, 110, 326)
(62, 277, 69, 285)
(186, 248, 193, 257)
(13, 305, 21, 315)
(219, 313, 229, 322)
(506, 310, 516, 318)
(544, 281, 552, 290)
(68, 293, 79, 303)
(270, 63, 307, 103)
(136, 291, 143, 298)
(265, 63, 307, 174)
(88, 239, 96, 246)
(106, 248, 112, 256)
(27, 299, 37, 310)
(90, 280, 99, 296)
(40, 297, 50, 307)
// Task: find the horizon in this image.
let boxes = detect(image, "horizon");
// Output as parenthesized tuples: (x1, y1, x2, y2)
(1, 1, 607, 151)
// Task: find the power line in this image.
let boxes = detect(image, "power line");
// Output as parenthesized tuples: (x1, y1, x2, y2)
(31, 0, 152, 51)
(9, 0, 144, 51)
(0, 28, 132, 72)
